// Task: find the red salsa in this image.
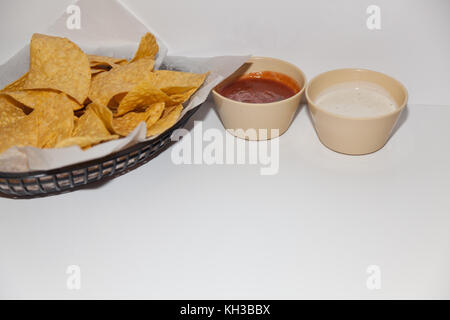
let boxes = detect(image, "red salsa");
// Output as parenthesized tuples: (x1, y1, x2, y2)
(216, 71, 300, 103)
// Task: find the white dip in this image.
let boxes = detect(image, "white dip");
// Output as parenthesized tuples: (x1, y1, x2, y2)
(315, 81, 398, 117)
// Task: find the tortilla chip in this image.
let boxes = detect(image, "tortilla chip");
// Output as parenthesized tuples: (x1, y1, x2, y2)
(145, 104, 166, 129)
(0, 95, 27, 127)
(161, 104, 178, 117)
(0, 112, 38, 153)
(151, 70, 207, 90)
(130, 32, 159, 62)
(112, 92, 127, 106)
(24, 34, 91, 104)
(88, 57, 155, 106)
(73, 106, 112, 138)
(116, 78, 172, 116)
(147, 70, 207, 104)
(113, 102, 164, 136)
(33, 92, 75, 148)
(56, 105, 118, 149)
(88, 102, 115, 133)
(2, 89, 82, 111)
(89, 102, 164, 137)
(88, 54, 127, 68)
(147, 104, 183, 137)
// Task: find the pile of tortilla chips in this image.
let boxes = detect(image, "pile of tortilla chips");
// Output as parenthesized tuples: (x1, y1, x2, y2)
(0, 32, 207, 154)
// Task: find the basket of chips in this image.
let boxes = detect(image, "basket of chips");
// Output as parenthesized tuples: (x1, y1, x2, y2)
(0, 32, 210, 198)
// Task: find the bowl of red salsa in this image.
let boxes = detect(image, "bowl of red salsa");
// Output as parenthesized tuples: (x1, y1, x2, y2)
(213, 56, 306, 140)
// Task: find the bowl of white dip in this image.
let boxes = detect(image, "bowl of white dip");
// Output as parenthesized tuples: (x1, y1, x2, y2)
(305, 68, 408, 155)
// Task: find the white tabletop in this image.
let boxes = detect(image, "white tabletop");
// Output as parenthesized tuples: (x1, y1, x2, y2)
(1, 102, 449, 299)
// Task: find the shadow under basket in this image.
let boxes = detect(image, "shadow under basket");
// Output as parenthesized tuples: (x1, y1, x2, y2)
(0, 107, 200, 199)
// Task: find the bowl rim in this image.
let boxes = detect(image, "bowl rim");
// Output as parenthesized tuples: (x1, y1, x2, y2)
(305, 68, 409, 121)
(212, 56, 307, 107)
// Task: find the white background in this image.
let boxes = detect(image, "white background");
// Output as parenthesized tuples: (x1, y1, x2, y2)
(0, 0, 449, 299)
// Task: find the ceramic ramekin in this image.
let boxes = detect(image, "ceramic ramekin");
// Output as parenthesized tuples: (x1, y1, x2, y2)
(305, 68, 408, 155)
(212, 56, 306, 140)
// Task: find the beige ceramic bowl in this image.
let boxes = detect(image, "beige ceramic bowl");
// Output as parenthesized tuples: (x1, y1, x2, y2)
(306, 68, 408, 155)
(212, 56, 306, 140)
